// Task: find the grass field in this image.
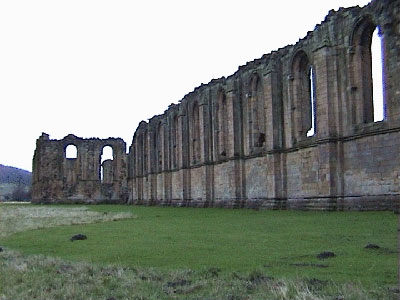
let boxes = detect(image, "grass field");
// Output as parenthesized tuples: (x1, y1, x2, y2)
(0, 203, 398, 299)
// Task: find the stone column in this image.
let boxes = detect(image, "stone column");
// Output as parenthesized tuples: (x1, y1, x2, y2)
(380, 22, 400, 122)
(262, 62, 286, 206)
(313, 43, 341, 208)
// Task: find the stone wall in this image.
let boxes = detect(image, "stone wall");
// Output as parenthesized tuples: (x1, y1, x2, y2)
(33, 0, 400, 210)
(32, 134, 128, 204)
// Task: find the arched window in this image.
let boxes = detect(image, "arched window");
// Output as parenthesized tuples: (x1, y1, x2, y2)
(217, 90, 228, 157)
(291, 51, 316, 139)
(135, 135, 142, 177)
(65, 144, 78, 159)
(172, 115, 179, 168)
(247, 90, 254, 152)
(156, 122, 163, 172)
(136, 132, 145, 176)
(100, 145, 113, 183)
(143, 130, 148, 174)
(372, 27, 384, 122)
(191, 102, 200, 163)
(307, 66, 316, 137)
(350, 19, 385, 124)
(247, 74, 266, 150)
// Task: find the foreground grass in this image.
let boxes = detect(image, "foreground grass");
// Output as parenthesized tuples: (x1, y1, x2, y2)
(2, 205, 396, 285)
(1, 249, 398, 300)
(0, 204, 398, 299)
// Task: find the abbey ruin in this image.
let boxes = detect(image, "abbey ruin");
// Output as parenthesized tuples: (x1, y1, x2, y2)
(32, 0, 400, 210)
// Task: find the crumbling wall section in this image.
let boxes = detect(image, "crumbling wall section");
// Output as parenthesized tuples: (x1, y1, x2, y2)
(33, 0, 400, 210)
(127, 0, 400, 210)
(32, 133, 128, 204)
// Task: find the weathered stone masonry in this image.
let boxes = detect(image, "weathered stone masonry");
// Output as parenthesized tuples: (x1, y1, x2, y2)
(33, 0, 400, 209)
(32, 134, 128, 203)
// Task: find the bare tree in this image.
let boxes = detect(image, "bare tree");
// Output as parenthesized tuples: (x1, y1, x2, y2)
(11, 181, 31, 202)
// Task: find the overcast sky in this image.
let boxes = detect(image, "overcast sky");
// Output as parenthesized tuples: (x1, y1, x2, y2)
(0, 0, 374, 171)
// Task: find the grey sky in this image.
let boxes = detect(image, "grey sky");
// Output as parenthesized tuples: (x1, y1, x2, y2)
(0, 0, 373, 171)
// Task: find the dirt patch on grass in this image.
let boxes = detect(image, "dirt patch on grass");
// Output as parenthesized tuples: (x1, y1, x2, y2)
(0, 204, 133, 238)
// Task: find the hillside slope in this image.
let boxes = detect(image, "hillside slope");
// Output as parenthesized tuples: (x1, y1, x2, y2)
(0, 164, 31, 185)
(0, 164, 31, 201)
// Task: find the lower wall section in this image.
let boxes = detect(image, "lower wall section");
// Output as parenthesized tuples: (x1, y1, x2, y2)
(338, 195, 400, 211)
(35, 130, 399, 211)
(129, 133, 400, 211)
(32, 180, 128, 204)
(244, 157, 268, 200)
(343, 132, 400, 197)
(214, 161, 238, 202)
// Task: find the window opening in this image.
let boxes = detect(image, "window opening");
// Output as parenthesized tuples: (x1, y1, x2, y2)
(372, 27, 384, 122)
(218, 92, 228, 156)
(143, 131, 148, 174)
(65, 144, 77, 159)
(307, 66, 316, 137)
(192, 103, 200, 163)
(247, 92, 254, 151)
(173, 116, 179, 168)
(100, 145, 113, 182)
(157, 123, 163, 171)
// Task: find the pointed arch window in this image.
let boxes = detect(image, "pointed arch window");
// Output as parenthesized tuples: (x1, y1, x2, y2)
(372, 27, 384, 122)
(172, 115, 179, 168)
(217, 90, 228, 157)
(191, 102, 201, 164)
(247, 74, 266, 152)
(307, 66, 316, 137)
(143, 130, 148, 175)
(156, 122, 164, 172)
(350, 19, 386, 124)
(291, 51, 316, 139)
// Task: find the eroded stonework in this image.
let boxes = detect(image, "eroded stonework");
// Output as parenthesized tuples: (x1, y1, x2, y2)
(33, 0, 400, 209)
(32, 134, 128, 204)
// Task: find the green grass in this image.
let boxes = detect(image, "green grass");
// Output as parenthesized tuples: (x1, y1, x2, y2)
(0, 205, 396, 287)
(0, 203, 132, 238)
(3, 249, 396, 300)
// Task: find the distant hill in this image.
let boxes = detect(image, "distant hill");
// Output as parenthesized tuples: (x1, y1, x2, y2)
(0, 165, 31, 202)
(0, 164, 31, 185)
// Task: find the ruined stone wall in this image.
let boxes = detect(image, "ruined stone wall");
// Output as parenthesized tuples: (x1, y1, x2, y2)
(33, 0, 400, 209)
(127, 0, 400, 210)
(32, 133, 128, 204)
